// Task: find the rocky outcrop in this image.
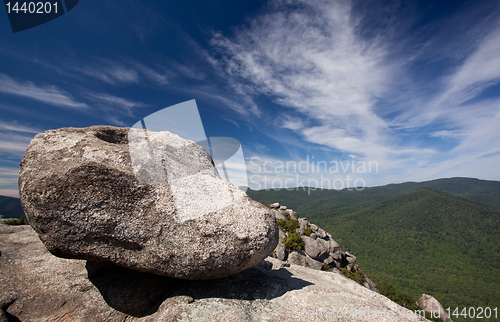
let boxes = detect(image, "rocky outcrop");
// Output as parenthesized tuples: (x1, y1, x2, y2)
(18, 126, 278, 280)
(0, 225, 429, 321)
(268, 203, 378, 293)
(418, 294, 453, 322)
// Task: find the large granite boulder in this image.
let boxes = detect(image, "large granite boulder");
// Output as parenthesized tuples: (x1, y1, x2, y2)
(0, 225, 429, 322)
(18, 125, 278, 280)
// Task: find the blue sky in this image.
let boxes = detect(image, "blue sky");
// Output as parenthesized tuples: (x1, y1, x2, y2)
(1, 0, 500, 197)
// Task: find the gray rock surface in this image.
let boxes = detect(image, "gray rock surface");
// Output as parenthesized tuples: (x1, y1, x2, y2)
(274, 243, 288, 261)
(0, 225, 429, 322)
(316, 228, 327, 238)
(18, 125, 278, 280)
(324, 256, 334, 265)
(278, 229, 286, 240)
(303, 236, 322, 258)
(346, 252, 357, 264)
(274, 210, 287, 221)
(269, 203, 376, 293)
(287, 209, 299, 220)
(305, 254, 324, 270)
(418, 294, 453, 322)
(287, 251, 306, 266)
(316, 238, 330, 254)
(331, 250, 343, 260)
(364, 276, 380, 293)
(329, 238, 342, 253)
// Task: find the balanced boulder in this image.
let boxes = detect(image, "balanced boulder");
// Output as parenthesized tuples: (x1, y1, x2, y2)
(18, 125, 278, 280)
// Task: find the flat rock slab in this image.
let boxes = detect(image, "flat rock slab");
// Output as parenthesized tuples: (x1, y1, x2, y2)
(0, 225, 430, 322)
(18, 125, 278, 280)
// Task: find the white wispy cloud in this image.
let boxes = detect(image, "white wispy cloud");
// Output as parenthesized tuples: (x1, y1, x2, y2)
(444, 30, 500, 102)
(87, 93, 146, 109)
(0, 166, 19, 196)
(0, 120, 40, 134)
(0, 132, 32, 156)
(133, 62, 170, 85)
(209, 0, 401, 169)
(183, 86, 253, 116)
(63, 57, 173, 86)
(0, 119, 39, 161)
(399, 28, 500, 182)
(0, 166, 19, 178)
(74, 56, 257, 116)
(282, 116, 305, 131)
(71, 63, 139, 84)
(208, 0, 500, 184)
(0, 73, 88, 109)
(85, 92, 148, 125)
(394, 25, 500, 129)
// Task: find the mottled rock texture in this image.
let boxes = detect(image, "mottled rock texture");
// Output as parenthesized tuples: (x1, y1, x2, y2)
(18, 125, 278, 280)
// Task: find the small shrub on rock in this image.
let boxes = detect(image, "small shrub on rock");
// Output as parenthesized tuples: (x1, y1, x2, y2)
(277, 213, 300, 234)
(260, 201, 272, 209)
(339, 267, 366, 285)
(378, 282, 425, 316)
(276, 208, 306, 253)
(2, 216, 27, 225)
(283, 233, 305, 252)
(304, 226, 313, 236)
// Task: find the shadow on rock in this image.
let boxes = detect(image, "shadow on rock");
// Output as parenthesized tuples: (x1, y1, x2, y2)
(85, 261, 178, 317)
(86, 261, 313, 317)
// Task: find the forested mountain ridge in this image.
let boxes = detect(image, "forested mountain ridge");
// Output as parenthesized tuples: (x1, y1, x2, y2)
(247, 177, 500, 213)
(248, 179, 500, 322)
(0, 195, 24, 219)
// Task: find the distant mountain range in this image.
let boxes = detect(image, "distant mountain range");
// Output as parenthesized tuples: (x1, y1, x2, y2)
(248, 177, 500, 212)
(0, 195, 24, 219)
(248, 177, 500, 322)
